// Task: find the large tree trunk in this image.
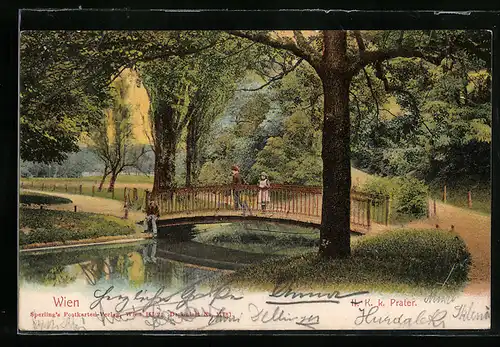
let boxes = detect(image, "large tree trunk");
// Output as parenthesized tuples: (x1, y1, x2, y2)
(153, 142, 176, 195)
(318, 31, 352, 259)
(152, 103, 177, 196)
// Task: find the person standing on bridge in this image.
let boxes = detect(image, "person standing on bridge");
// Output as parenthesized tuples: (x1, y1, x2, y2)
(231, 165, 243, 210)
(258, 172, 271, 211)
(144, 200, 160, 236)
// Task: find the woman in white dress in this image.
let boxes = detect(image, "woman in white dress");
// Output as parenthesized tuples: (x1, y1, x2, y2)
(258, 172, 271, 211)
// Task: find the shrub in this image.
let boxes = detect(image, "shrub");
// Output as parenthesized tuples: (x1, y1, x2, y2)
(224, 228, 471, 293)
(396, 177, 429, 217)
(353, 229, 471, 286)
(360, 176, 398, 198)
(20, 193, 72, 205)
(361, 175, 429, 220)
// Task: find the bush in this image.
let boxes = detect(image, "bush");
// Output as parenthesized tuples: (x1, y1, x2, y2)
(396, 177, 429, 217)
(20, 192, 72, 205)
(353, 229, 471, 286)
(361, 175, 429, 220)
(223, 228, 471, 293)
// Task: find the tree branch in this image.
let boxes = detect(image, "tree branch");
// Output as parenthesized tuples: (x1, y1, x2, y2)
(351, 46, 446, 75)
(362, 67, 380, 122)
(353, 30, 366, 53)
(227, 30, 321, 69)
(237, 58, 304, 92)
(373, 61, 435, 140)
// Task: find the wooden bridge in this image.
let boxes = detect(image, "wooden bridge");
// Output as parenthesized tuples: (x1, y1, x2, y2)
(147, 184, 391, 233)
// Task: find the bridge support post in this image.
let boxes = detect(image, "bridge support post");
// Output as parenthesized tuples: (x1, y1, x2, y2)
(367, 198, 371, 231)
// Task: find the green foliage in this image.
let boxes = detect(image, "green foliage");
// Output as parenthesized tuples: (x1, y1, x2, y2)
(19, 208, 136, 245)
(353, 229, 471, 285)
(349, 32, 491, 214)
(20, 192, 72, 205)
(397, 177, 429, 217)
(20, 148, 103, 178)
(250, 109, 322, 185)
(20, 30, 224, 163)
(224, 228, 470, 293)
(361, 176, 429, 220)
(197, 159, 233, 185)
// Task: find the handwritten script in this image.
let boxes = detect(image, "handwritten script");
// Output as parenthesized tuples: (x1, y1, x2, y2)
(267, 282, 369, 305)
(89, 279, 243, 327)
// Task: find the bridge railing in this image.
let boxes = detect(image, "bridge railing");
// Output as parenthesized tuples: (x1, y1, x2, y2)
(150, 184, 390, 229)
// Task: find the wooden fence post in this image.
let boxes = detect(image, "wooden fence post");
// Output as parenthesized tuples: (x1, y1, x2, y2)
(79, 185, 82, 194)
(41, 183, 44, 191)
(65, 184, 68, 192)
(367, 198, 371, 231)
(74, 205, 77, 212)
(433, 199, 437, 216)
(443, 185, 447, 203)
(468, 191, 472, 208)
(385, 195, 390, 226)
(124, 187, 128, 208)
(427, 194, 431, 218)
(92, 185, 95, 197)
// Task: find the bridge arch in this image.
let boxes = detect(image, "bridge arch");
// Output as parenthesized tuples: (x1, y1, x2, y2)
(148, 184, 390, 233)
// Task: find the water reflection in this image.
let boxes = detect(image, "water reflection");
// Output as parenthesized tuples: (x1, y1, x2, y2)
(19, 221, 332, 291)
(19, 239, 224, 291)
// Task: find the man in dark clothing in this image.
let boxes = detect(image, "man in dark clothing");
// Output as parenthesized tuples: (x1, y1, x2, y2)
(231, 165, 242, 210)
(144, 200, 160, 235)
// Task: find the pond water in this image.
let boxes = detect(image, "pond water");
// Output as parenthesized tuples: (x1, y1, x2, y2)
(19, 221, 360, 292)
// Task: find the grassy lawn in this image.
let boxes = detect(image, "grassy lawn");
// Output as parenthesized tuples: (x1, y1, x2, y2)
(430, 181, 490, 215)
(216, 229, 471, 295)
(21, 181, 149, 210)
(19, 207, 138, 246)
(20, 192, 73, 205)
(193, 222, 363, 256)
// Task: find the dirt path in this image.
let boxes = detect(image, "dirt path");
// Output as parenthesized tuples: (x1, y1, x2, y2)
(21, 189, 145, 222)
(405, 201, 491, 294)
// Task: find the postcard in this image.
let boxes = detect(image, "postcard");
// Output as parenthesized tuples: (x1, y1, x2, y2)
(18, 27, 491, 331)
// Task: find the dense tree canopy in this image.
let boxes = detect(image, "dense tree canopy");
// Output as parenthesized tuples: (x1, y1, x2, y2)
(20, 30, 223, 163)
(20, 29, 491, 260)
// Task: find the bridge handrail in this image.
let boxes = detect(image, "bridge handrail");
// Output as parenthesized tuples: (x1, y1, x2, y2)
(148, 183, 391, 228)
(153, 184, 385, 200)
